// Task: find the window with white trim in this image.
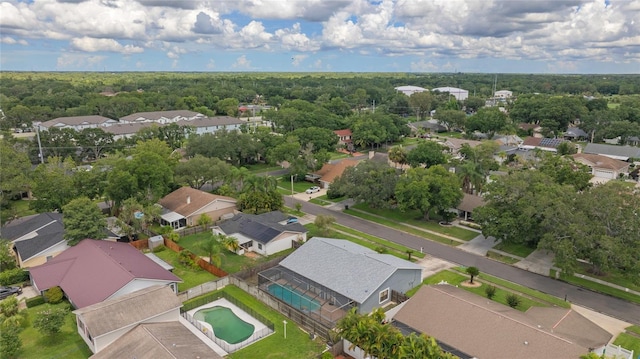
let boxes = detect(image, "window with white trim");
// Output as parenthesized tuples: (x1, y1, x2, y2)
(379, 288, 390, 304)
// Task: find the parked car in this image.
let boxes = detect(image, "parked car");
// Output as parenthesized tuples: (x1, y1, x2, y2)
(0, 286, 22, 300)
(305, 186, 321, 194)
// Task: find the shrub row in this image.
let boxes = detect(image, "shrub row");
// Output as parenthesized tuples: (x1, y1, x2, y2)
(0, 268, 29, 286)
(26, 296, 45, 308)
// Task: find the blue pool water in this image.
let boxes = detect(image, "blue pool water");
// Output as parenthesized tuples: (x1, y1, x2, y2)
(268, 284, 321, 312)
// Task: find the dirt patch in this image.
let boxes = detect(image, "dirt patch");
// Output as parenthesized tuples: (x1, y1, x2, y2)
(244, 251, 259, 259)
(460, 280, 482, 288)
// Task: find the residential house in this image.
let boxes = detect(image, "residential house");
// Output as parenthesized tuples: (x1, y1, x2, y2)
(408, 119, 447, 134)
(456, 194, 485, 221)
(572, 153, 630, 180)
(119, 110, 205, 125)
(432, 87, 469, 101)
(2, 212, 69, 268)
(492, 134, 523, 147)
(519, 137, 569, 153)
(628, 136, 640, 146)
(29, 239, 181, 308)
(442, 138, 482, 157)
(333, 129, 353, 146)
(259, 237, 423, 321)
(583, 143, 640, 161)
(518, 123, 543, 138)
(73, 285, 221, 358)
(157, 187, 237, 229)
(313, 158, 361, 189)
(564, 127, 589, 141)
(212, 211, 307, 256)
(38, 115, 118, 131)
(102, 122, 152, 140)
(392, 285, 610, 359)
(176, 116, 246, 136)
(394, 85, 428, 96)
(1, 212, 69, 268)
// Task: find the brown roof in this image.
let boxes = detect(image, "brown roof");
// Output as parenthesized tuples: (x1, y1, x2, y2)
(41, 115, 115, 127)
(73, 285, 182, 337)
(90, 322, 222, 359)
(176, 116, 244, 127)
(456, 193, 486, 213)
(30, 240, 181, 308)
(334, 129, 352, 137)
(315, 158, 360, 184)
(444, 138, 482, 151)
(102, 122, 156, 136)
(158, 187, 236, 217)
(522, 136, 543, 147)
(572, 153, 630, 172)
(393, 285, 607, 359)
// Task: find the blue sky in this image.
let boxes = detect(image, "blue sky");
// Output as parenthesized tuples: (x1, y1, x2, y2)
(1, 0, 639, 73)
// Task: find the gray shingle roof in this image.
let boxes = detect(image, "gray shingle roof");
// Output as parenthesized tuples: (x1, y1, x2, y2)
(584, 143, 640, 160)
(2, 213, 65, 261)
(217, 211, 307, 244)
(279, 237, 422, 304)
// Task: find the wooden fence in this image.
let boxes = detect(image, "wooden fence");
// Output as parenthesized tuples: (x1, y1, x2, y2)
(163, 238, 229, 277)
(128, 239, 148, 250)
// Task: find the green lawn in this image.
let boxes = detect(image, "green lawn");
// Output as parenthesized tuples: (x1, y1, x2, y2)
(18, 302, 93, 359)
(351, 203, 477, 241)
(277, 179, 316, 194)
(556, 272, 640, 305)
(329, 152, 350, 160)
(309, 198, 333, 206)
(243, 163, 283, 173)
(332, 223, 425, 259)
(344, 209, 462, 246)
(486, 250, 520, 264)
(152, 249, 218, 291)
(626, 325, 640, 336)
(215, 286, 325, 359)
(1, 199, 37, 226)
(493, 241, 536, 258)
(574, 262, 640, 293)
(316, 194, 346, 203)
(613, 333, 640, 355)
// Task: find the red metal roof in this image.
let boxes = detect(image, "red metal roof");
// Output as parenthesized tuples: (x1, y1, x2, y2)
(30, 240, 180, 308)
(333, 129, 352, 137)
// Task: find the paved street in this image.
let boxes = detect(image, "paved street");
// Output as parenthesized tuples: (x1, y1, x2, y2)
(285, 197, 640, 326)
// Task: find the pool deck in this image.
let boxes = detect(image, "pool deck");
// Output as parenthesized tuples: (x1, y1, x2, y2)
(187, 298, 272, 352)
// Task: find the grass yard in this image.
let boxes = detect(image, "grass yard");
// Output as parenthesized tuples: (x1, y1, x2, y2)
(243, 163, 283, 173)
(408, 270, 552, 312)
(1, 199, 37, 226)
(556, 272, 640, 305)
(574, 262, 640, 293)
(309, 197, 333, 206)
(613, 333, 640, 355)
(626, 325, 640, 336)
(152, 248, 218, 291)
(332, 223, 425, 259)
(344, 209, 462, 246)
(215, 286, 325, 359)
(351, 203, 477, 241)
(277, 179, 316, 194)
(18, 302, 93, 359)
(486, 250, 520, 264)
(493, 241, 536, 258)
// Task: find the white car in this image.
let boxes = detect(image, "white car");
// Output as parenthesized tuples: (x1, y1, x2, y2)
(305, 186, 321, 194)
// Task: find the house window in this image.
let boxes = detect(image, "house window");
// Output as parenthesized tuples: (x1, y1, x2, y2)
(379, 288, 390, 304)
(257, 243, 263, 250)
(46, 256, 53, 262)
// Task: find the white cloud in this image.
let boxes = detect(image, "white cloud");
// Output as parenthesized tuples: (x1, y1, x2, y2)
(206, 59, 215, 69)
(71, 37, 144, 54)
(410, 59, 438, 72)
(291, 54, 308, 67)
(232, 55, 253, 69)
(56, 53, 106, 69)
(1, 37, 28, 45)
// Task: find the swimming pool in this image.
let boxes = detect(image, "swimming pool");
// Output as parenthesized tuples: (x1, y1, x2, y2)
(268, 283, 321, 312)
(194, 306, 255, 344)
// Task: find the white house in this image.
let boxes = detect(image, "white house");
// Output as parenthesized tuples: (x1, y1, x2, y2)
(494, 90, 513, 99)
(38, 115, 118, 131)
(176, 116, 246, 136)
(572, 153, 630, 180)
(432, 87, 469, 101)
(213, 211, 307, 256)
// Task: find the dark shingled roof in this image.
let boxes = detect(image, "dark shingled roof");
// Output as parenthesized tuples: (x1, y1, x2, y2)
(217, 211, 307, 244)
(2, 213, 65, 262)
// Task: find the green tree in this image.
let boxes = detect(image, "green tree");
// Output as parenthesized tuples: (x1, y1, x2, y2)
(465, 107, 509, 136)
(0, 139, 31, 206)
(62, 197, 106, 245)
(217, 233, 240, 253)
(237, 190, 283, 214)
(198, 235, 223, 266)
(197, 214, 213, 230)
(174, 155, 231, 189)
(76, 128, 114, 160)
(395, 165, 463, 220)
(408, 91, 434, 120)
(30, 156, 77, 212)
(506, 293, 521, 308)
(436, 109, 467, 131)
(406, 141, 447, 168)
(388, 146, 407, 169)
(466, 266, 480, 284)
(330, 160, 399, 208)
(314, 215, 335, 236)
(0, 324, 22, 359)
(33, 307, 69, 336)
(0, 240, 17, 271)
(0, 296, 26, 329)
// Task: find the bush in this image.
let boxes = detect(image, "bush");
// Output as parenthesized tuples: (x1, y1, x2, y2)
(25, 296, 46, 308)
(0, 268, 29, 286)
(321, 352, 334, 359)
(506, 293, 521, 308)
(45, 286, 63, 304)
(34, 307, 68, 336)
(485, 285, 497, 299)
(152, 245, 166, 253)
(0, 325, 22, 359)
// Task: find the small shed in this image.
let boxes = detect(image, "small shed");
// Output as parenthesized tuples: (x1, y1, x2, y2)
(148, 235, 164, 251)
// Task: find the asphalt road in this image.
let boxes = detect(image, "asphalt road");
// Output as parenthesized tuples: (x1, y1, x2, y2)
(285, 197, 640, 326)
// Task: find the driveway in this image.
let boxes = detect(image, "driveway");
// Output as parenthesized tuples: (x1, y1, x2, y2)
(285, 197, 640, 325)
(514, 249, 556, 276)
(458, 234, 499, 256)
(290, 188, 327, 201)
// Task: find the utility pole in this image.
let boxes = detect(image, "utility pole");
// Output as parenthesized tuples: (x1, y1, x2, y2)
(372, 100, 376, 114)
(35, 125, 45, 164)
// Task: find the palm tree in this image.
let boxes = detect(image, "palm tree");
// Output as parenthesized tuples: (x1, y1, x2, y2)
(388, 146, 407, 169)
(217, 233, 240, 253)
(198, 235, 223, 266)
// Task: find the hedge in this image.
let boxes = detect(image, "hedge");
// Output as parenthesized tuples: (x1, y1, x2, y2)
(0, 268, 29, 286)
(26, 296, 46, 308)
